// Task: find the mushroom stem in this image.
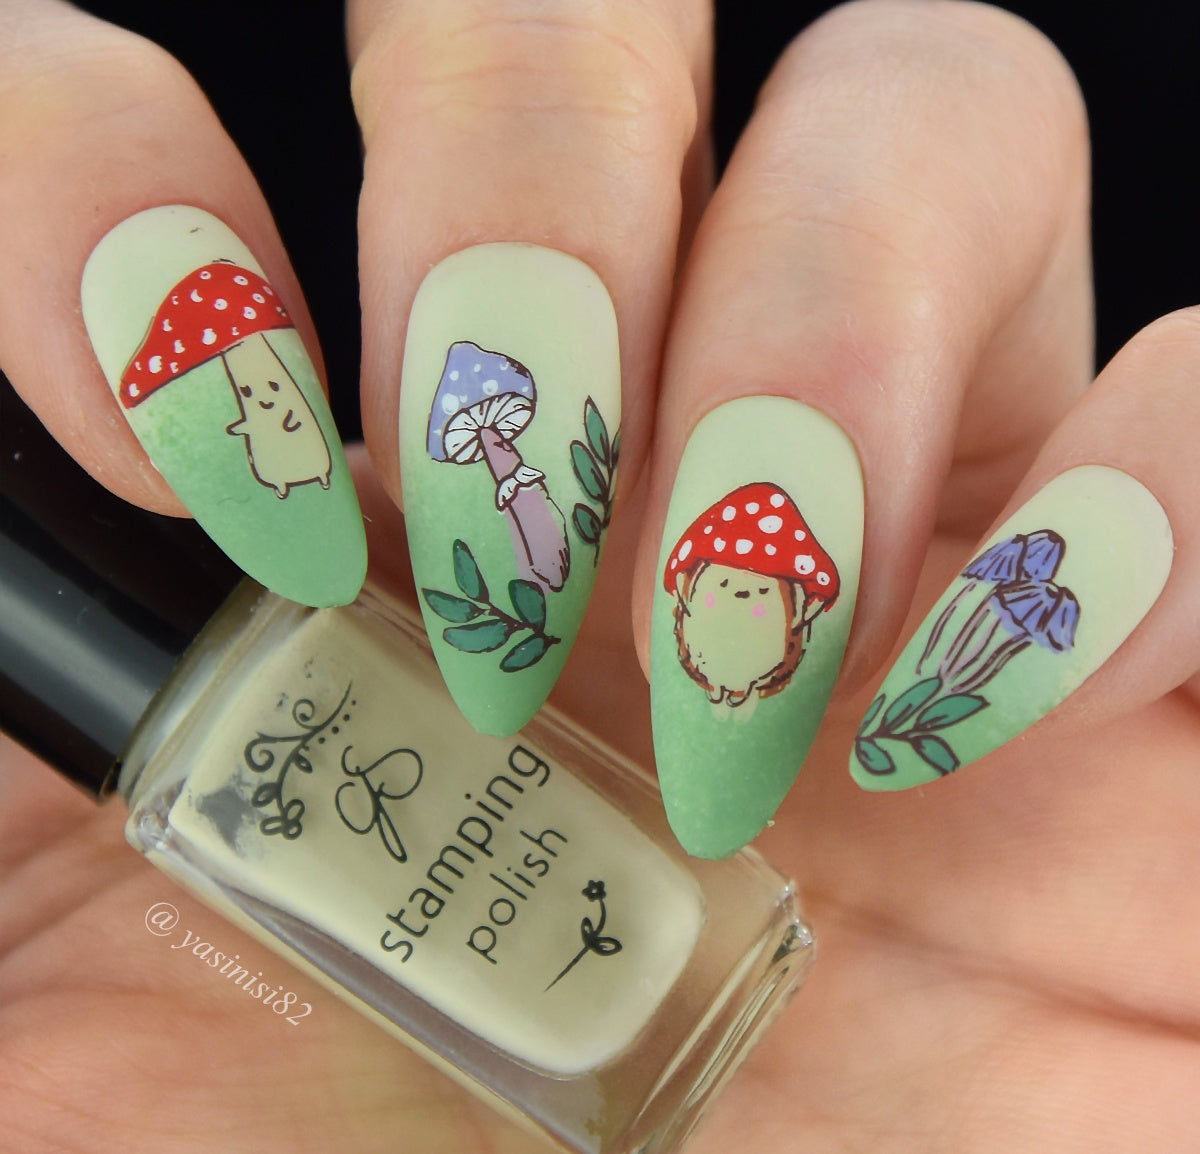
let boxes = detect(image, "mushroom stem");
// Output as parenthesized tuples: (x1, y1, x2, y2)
(222, 334, 331, 498)
(477, 427, 570, 591)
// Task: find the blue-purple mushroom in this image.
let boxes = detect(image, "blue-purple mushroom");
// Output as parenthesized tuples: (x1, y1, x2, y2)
(427, 341, 570, 591)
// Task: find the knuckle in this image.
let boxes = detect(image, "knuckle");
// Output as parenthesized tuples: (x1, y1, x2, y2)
(352, 2, 698, 165)
(766, 0, 1087, 147)
(0, 22, 209, 157)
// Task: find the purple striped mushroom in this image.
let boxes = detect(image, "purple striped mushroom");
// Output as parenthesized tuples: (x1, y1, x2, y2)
(427, 341, 570, 591)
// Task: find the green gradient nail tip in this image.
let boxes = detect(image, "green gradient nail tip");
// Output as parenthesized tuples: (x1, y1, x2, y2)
(399, 244, 621, 736)
(852, 465, 1173, 791)
(81, 205, 366, 607)
(650, 398, 864, 859)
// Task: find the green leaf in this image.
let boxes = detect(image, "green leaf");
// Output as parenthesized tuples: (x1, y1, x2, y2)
(443, 618, 513, 653)
(422, 589, 484, 623)
(610, 428, 621, 467)
(451, 539, 488, 602)
(500, 633, 552, 672)
(859, 694, 886, 733)
(910, 734, 959, 776)
(914, 693, 988, 731)
(855, 738, 896, 776)
(508, 579, 547, 630)
(571, 441, 607, 502)
(584, 397, 610, 462)
(572, 503, 602, 546)
(881, 677, 942, 730)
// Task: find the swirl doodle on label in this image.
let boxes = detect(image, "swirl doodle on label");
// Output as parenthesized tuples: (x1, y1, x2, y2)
(244, 684, 354, 839)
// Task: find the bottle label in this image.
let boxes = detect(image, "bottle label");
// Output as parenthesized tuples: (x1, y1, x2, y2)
(161, 608, 704, 1075)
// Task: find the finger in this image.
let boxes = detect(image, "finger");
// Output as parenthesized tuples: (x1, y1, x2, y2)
(636, 0, 1092, 856)
(853, 307, 1199, 790)
(346, 0, 711, 735)
(0, 0, 365, 607)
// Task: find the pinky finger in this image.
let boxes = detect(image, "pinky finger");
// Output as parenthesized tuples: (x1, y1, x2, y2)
(850, 308, 1200, 790)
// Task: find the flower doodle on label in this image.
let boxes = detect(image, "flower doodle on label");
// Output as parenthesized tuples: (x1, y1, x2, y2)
(121, 261, 332, 498)
(855, 529, 1081, 777)
(244, 684, 423, 858)
(663, 482, 840, 708)
(547, 880, 623, 990)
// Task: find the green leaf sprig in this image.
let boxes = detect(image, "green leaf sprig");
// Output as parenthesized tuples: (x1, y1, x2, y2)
(422, 540, 561, 672)
(570, 397, 620, 561)
(854, 676, 988, 777)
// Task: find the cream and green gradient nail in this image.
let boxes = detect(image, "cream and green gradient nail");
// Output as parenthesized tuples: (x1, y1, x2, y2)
(81, 205, 366, 607)
(650, 397, 864, 859)
(852, 465, 1173, 790)
(398, 244, 620, 737)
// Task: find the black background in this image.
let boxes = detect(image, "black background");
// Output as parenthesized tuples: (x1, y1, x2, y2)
(70, 2, 1200, 441)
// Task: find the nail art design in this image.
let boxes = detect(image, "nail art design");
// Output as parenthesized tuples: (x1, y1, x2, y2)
(82, 205, 365, 607)
(855, 530, 1080, 778)
(663, 482, 840, 707)
(426, 340, 571, 595)
(651, 398, 863, 859)
(400, 245, 620, 735)
(121, 261, 333, 498)
(852, 465, 1172, 790)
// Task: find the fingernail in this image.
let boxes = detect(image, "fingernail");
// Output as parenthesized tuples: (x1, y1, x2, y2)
(852, 465, 1173, 790)
(650, 397, 864, 859)
(398, 244, 621, 736)
(81, 204, 366, 607)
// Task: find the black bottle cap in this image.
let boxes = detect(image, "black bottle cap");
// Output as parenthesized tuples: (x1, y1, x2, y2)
(0, 373, 241, 797)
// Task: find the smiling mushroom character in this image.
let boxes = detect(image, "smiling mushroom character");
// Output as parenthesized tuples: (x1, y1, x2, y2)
(120, 261, 331, 498)
(427, 340, 570, 591)
(663, 482, 840, 707)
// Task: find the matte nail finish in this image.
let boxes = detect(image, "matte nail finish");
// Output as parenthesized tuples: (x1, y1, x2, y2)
(852, 465, 1173, 790)
(81, 205, 366, 607)
(651, 397, 864, 859)
(399, 244, 620, 736)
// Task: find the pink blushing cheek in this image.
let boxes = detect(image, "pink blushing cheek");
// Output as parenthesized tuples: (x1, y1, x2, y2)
(751, 603, 766, 618)
(703, 593, 716, 609)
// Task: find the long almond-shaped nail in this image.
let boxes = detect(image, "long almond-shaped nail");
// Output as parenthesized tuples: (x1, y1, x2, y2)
(398, 244, 621, 736)
(852, 465, 1173, 790)
(81, 205, 366, 607)
(651, 397, 864, 859)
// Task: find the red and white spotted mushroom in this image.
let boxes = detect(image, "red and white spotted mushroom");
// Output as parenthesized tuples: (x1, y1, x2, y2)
(119, 262, 292, 407)
(663, 481, 840, 706)
(664, 481, 840, 606)
(120, 261, 331, 498)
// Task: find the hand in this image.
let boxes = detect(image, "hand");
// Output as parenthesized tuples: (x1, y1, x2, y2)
(4, 2, 1200, 1152)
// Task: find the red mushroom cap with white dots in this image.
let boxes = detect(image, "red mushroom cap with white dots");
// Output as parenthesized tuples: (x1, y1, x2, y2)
(663, 481, 840, 606)
(119, 262, 292, 408)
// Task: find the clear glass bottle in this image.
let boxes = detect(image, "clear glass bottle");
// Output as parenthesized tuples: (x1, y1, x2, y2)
(1, 375, 813, 1154)
(117, 580, 811, 1154)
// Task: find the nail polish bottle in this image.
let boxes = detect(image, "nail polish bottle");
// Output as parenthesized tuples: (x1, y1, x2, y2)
(0, 378, 813, 1154)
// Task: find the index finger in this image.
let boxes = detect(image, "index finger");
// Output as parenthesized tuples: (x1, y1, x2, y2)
(0, 0, 366, 607)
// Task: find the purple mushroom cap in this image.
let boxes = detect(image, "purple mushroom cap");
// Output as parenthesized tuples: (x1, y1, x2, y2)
(990, 579, 1080, 651)
(427, 341, 537, 462)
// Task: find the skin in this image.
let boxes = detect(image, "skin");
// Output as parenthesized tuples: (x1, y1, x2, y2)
(4, 2, 1200, 1152)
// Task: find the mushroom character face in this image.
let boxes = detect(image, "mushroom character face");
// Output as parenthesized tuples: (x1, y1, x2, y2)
(121, 262, 331, 499)
(426, 341, 570, 591)
(663, 482, 839, 706)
